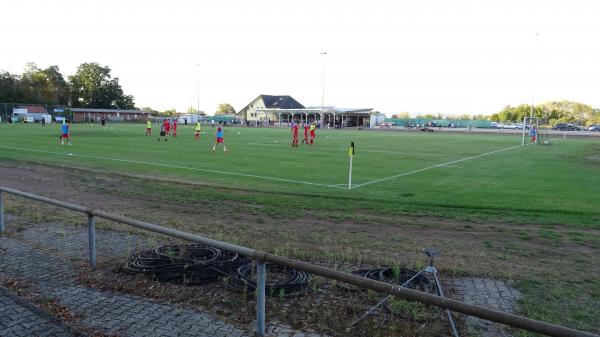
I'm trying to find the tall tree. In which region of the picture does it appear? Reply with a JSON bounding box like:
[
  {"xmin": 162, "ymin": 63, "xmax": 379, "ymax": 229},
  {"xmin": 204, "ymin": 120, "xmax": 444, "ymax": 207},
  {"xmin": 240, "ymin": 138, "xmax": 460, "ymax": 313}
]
[
  {"xmin": 1, "ymin": 64, "xmax": 68, "ymax": 104},
  {"xmin": 68, "ymin": 62, "xmax": 135, "ymax": 109},
  {"xmin": 215, "ymin": 103, "xmax": 235, "ymax": 115},
  {"xmin": 0, "ymin": 71, "xmax": 23, "ymax": 102},
  {"xmin": 537, "ymin": 100, "xmax": 593, "ymax": 124},
  {"xmin": 40, "ymin": 66, "xmax": 69, "ymax": 105},
  {"xmin": 494, "ymin": 104, "xmax": 540, "ymax": 122},
  {"xmin": 19, "ymin": 63, "xmax": 46, "ymax": 103}
]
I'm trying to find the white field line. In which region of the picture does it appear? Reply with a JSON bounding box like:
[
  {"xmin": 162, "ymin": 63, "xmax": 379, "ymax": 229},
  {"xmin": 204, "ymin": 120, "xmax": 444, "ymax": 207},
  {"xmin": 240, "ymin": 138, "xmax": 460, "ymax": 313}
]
[
  {"xmin": 0, "ymin": 145, "xmax": 346, "ymax": 190},
  {"xmin": 352, "ymin": 145, "xmax": 523, "ymax": 189},
  {"xmin": 247, "ymin": 142, "xmax": 457, "ymax": 157}
]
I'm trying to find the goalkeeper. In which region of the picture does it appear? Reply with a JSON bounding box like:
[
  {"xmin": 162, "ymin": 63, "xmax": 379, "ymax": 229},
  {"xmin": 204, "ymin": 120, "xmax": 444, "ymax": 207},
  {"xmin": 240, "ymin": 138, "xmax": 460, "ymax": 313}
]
[{"xmin": 529, "ymin": 126, "xmax": 537, "ymax": 143}]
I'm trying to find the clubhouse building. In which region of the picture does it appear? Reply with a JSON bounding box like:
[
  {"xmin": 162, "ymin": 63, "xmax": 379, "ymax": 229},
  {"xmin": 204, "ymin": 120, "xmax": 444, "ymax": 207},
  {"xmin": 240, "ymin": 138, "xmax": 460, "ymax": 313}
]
[{"xmin": 237, "ymin": 94, "xmax": 374, "ymax": 128}]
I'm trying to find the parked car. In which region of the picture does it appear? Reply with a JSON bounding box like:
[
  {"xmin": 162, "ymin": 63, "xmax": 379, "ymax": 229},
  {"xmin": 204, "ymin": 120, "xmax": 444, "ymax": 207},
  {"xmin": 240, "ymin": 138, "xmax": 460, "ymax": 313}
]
[
  {"xmin": 553, "ymin": 123, "xmax": 581, "ymax": 131},
  {"xmin": 588, "ymin": 125, "xmax": 600, "ymax": 132}
]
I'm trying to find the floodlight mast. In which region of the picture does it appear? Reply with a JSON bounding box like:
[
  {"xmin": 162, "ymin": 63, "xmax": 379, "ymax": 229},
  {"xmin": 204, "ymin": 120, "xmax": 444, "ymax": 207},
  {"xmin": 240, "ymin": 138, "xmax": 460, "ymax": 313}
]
[
  {"xmin": 524, "ymin": 33, "xmax": 540, "ymax": 147},
  {"xmin": 321, "ymin": 51, "xmax": 326, "ymax": 126},
  {"xmin": 530, "ymin": 33, "xmax": 540, "ymax": 119},
  {"xmin": 196, "ymin": 64, "xmax": 200, "ymax": 114}
]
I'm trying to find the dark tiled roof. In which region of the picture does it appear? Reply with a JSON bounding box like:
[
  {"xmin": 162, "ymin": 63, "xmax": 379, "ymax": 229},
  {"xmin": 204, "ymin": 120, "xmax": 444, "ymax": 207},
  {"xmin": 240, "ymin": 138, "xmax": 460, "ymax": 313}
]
[
  {"xmin": 238, "ymin": 95, "xmax": 305, "ymax": 115},
  {"xmin": 261, "ymin": 95, "xmax": 305, "ymax": 109}
]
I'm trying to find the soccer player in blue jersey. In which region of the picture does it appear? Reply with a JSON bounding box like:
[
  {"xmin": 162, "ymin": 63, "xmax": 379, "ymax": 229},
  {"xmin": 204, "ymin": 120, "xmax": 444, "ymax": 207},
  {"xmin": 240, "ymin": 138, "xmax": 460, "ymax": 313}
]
[
  {"xmin": 59, "ymin": 121, "xmax": 71, "ymax": 145},
  {"xmin": 529, "ymin": 126, "xmax": 537, "ymax": 144},
  {"xmin": 212, "ymin": 122, "xmax": 228, "ymax": 152}
]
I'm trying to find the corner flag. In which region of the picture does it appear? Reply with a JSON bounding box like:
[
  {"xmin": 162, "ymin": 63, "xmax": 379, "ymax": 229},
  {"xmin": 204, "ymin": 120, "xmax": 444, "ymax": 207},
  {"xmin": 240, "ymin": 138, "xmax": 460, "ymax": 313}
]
[{"xmin": 348, "ymin": 141, "xmax": 354, "ymax": 190}]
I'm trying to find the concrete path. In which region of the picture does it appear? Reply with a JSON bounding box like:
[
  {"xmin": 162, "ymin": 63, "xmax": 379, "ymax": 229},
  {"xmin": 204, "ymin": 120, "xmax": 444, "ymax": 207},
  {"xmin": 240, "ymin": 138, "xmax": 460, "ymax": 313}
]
[
  {"xmin": 0, "ymin": 286, "xmax": 78, "ymax": 337},
  {"xmin": 447, "ymin": 277, "xmax": 521, "ymax": 337},
  {"xmin": 0, "ymin": 220, "xmax": 324, "ymax": 337}
]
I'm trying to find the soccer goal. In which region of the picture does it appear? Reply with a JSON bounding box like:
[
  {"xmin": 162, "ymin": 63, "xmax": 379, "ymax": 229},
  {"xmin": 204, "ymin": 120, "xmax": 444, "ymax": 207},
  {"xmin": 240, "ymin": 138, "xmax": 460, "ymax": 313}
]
[{"xmin": 522, "ymin": 117, "xmax": 550, "ymax": 146}]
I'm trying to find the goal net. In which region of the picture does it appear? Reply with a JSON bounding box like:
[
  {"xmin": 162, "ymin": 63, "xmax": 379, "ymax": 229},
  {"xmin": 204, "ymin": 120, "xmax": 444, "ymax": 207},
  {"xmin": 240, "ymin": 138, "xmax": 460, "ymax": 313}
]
[
  {"xmin": 522, "ymin": 117, "xmax": 551, "ymax": 146},
  {"xmin": 537, "ymin": 120, "xmax": 552, "ymax": 146}
]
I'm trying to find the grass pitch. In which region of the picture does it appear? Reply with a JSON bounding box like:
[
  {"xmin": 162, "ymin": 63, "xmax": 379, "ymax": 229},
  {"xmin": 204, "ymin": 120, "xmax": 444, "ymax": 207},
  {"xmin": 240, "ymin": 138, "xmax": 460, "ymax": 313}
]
[{"xmin": 0, "ymin": 123, "xmax": 598, "ymax": 225}]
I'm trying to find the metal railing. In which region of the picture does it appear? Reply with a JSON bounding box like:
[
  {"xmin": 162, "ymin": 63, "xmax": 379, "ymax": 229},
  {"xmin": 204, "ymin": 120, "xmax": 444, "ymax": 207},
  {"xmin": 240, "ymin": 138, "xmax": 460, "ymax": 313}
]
[{"xmin": 0, "ymin": 186, "xmax": 597, "ymax": 337}]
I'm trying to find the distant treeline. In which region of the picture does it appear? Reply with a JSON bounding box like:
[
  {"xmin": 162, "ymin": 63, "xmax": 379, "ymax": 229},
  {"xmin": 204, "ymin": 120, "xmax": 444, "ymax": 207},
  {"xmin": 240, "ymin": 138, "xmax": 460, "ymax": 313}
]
[
  {"xmin": 490, "ymin": 101, "xmax": 600, "ymax": 126},
  {"xmin": 0, "ymin": 62, "xmax": 135, "ymax": 109},
  {"xmin": 391, "ymin": 100, "xmax": 600, "ymax": 126}
]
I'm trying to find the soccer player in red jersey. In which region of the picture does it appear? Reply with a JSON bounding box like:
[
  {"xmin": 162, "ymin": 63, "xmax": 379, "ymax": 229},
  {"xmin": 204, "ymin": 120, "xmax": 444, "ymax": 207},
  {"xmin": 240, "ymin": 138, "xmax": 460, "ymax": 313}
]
[
  {"xmin": 291, "ymin": 121, "xmax": 299, "ymax": 147},
  {"xmin": 301, "ymin": 122, "xmax": 309, "ymax": 144},
  {"xmin": 164, "ymin": 119, "xmax": 171, "ymax": 136},
  {"xmin": 172, "ymin": 120, "xmax": 177, "ymax": 137}
]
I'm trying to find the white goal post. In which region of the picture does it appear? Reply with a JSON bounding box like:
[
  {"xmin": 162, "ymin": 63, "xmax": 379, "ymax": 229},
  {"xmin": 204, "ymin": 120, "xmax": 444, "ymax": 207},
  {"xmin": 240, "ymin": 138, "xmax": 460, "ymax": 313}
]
[{"xmin": 522, "ymin": 117, "xmax": 539, "ymax": 146}]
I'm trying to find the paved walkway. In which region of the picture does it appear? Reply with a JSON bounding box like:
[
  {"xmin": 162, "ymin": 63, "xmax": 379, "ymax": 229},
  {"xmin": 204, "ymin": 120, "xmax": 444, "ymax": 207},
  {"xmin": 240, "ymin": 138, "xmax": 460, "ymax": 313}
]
[
  {"xmin": 447, "ymin": 277, "xmax": 521, "ymax": 337},
  {"xmin": 0, "ymin": 220, "xmax": 324, "ymax": 337},
  {"xmin": 0, "ymin": 286, "xmax": 78, "ymax": 337}
]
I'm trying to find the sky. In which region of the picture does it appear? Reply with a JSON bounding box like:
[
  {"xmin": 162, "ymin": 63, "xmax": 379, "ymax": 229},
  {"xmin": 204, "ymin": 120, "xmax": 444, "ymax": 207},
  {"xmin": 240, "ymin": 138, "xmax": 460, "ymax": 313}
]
[{"xmin": 2, "ymin": 0, "xmax": 600, "ymax": 115}]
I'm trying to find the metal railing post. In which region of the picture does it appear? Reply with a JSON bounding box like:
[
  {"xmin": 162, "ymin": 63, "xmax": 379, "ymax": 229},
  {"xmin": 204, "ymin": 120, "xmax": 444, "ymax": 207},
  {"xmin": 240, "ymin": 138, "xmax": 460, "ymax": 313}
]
[
  {"xmin": 87, "ymin": 214, "xmax": 96, "ymax": 268},
  {"xmin": 256, "ymin": 259, "xmax": 266, "ymax": 337},
  {"xmin": 0, "ymin": 191, "xmax": 4, "ymax": 233}
]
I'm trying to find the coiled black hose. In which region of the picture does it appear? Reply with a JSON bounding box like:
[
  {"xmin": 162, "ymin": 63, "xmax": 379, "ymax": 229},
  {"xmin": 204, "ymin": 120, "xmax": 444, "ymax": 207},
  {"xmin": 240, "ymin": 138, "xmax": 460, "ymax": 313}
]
[
  {"xmin": 126, "ymin": 245, "xmax": 310, "ymax": 296},
  {"xmin": 224, "ymin": 262, "xmax": 311, "ymax": 297},
  {"xmin": 126, "ymin": 244, "xmax": 249, "ymax": 285},
  {"xmin": 336, "ymin": 267, "xmax": 434, "ymax": 293},
  {"xmin": 127, "ymin": 245, "xmax": 428, "ymax": 300}
]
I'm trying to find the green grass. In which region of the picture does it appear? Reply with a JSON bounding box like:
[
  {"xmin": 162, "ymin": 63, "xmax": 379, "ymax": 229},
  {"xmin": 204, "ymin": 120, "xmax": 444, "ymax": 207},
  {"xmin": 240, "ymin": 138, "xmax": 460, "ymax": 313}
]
[{"xmin": 0, "ymin": 123, "xmax": 598, "ymax": 226}]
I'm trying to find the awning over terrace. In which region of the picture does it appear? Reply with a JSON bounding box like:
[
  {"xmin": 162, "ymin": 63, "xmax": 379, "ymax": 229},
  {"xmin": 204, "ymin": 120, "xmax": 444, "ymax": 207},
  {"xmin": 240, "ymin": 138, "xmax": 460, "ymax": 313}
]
[{"xmin": 254, "ymin": 107, "xmax": 373, "ymax": 127}]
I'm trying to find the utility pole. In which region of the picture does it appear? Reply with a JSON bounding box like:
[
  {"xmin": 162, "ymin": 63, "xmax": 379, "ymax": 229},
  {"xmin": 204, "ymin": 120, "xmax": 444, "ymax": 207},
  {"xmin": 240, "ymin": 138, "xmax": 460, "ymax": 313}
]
[
  {"xmin": 530, "ymin": 33, "xmax": 540, "ymax": 119},
  {"xmin": 196, "ymin": 64, "xmax": 200, "ymax": 114},
  {"xmin": 321, "ymin": 51, "xmax": 327, "ymax": 126}
]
